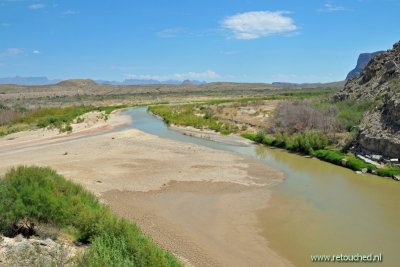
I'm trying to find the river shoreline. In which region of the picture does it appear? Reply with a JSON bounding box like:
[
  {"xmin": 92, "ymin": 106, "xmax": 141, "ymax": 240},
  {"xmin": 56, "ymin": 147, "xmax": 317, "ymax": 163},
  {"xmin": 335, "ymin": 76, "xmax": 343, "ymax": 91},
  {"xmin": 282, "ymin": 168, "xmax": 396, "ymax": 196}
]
[{"xmin": 0, "ymin": 108, "xmax": 291, "ymax": 267}]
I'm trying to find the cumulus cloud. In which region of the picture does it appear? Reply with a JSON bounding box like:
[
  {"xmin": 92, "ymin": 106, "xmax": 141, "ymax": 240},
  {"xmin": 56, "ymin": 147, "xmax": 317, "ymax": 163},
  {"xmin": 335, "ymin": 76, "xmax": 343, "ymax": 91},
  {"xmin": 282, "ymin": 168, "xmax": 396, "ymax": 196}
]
[
  {"xmin": 0, "ymin": 48, "xmax": 23, "ymax": 57},
  {"xmin": 29, "ymin": 3, "xmax": 45, "ymax": 10},
  {"xmin": 221, "ymin": 11, "xmax": 298, "ymax": 39},
  {"xmin": 32, "ymin": 50, "xmax": 40, "ymax": 54},
  {"xmin": 126, "ymin": 71, "xmax": 220, "ymax": 81},
  {"xmin": 156, "ymin": 28, "xmax": 182, "ymax": 38}
]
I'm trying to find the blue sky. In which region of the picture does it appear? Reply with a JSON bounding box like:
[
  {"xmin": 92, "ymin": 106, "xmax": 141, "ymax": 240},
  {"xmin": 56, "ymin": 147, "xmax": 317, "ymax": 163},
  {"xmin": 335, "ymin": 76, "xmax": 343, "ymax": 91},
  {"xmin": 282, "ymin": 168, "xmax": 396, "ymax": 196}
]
[{"xmin": 0, "ymin": 0, "xmax": 399, "ymax": 83}]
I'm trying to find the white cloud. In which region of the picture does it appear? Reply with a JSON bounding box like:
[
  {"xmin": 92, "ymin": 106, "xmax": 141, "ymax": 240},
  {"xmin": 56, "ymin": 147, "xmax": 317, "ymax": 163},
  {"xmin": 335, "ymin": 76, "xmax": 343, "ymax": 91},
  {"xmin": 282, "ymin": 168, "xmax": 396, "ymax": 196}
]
[
  {"xmin": 0, "ymin": 48, "xmax": 23, "ymax": 57},
  {"xmin": 126, "ymin": 71, "xmax": 220, "ymax": 81},
  {"xmin": 29, "ymin": 3, "xmax": 45, "ymax": 10},
  {"xmin": 63, "ymin": 10, "xmax": 80, "ymax": 16},
  {"xmin": 156, "ymin": 28, "xmax": 182, "ymax": 38},
  {"xmin": 221, "ymin": 11, "xmax": 298, "ymax": 39},
  {"xmin": 32, "ymin": 50, "xmax": 40, "ymax": 54},
  {"xmin": 318, "ymin": 3, "xmax": 346, "ymax": 12}
]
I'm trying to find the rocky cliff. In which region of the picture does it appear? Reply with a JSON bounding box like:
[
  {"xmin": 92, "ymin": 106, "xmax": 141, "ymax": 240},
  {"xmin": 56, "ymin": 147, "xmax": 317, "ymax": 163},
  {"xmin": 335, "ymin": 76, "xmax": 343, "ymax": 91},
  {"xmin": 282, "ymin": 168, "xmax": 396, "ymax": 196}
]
[
  {"xmin": 336, "ymin": 41, "xmax": 400, "ymax": 158},
  {"xmin": 346, "ymin": 51, "xmax": 384, "ymax": 80}
]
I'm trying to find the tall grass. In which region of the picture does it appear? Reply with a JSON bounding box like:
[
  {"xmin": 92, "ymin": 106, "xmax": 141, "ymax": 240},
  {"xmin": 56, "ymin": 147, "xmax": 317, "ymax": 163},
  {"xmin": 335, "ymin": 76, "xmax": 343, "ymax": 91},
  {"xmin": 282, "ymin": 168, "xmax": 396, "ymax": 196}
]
[
  {"xmin": 0, "ymin": 166, "xmax": 182, "ymax": 267},
  {"xmin": 149, "ymin": 104, "xmax": 238, "ymax": 135}
]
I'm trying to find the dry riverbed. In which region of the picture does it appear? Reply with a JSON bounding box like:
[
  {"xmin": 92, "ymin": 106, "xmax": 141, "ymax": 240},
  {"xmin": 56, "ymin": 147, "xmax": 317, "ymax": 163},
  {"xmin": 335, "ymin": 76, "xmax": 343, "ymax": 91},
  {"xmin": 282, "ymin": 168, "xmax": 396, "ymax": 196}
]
[{"xmin": 0, "ymin": 110, "xmax": 292, "ymax": 267}]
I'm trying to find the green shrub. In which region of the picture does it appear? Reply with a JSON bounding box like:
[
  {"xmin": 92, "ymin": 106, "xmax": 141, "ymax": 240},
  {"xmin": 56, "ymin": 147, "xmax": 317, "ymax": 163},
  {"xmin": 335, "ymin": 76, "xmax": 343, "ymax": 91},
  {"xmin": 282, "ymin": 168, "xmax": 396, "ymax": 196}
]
[
  {"xmin": 336, "ymin": 100, "xmax": 373, "ymax": 131},
  {"xmin": 255, "ymin": 131, "xmax": 265, "ymax": 143},
  {"xmin": 0, "ymin": 166, "xmax": 101, "ymax": 238},
  {"xmin": 272, "ymin": 132, "xmax": 288, "ymax": 148},
  {"xmin": 271, "ymin": 131, "xmax": 329, "ymax": 153},
  {"xmin": 312, "ymin": 150, "xmax": 345, "ymax": 165},
  {"xmin": 0, "ymin": 166, "xmax": 182, "ymax": 266},
  {"xmin": 241, "ymin": 133, "xmax": 256, "ymax": 141},
  {"xmin": 345, "ymin": 157, "xmax": 376, "ymax": 172},
  {"xmin": 289, "ymin": 131, "xmax": 329, "ymax": 153},
  {"xmin": 377, "ymin": 168, "xmax": 400, "ymax": 177}
]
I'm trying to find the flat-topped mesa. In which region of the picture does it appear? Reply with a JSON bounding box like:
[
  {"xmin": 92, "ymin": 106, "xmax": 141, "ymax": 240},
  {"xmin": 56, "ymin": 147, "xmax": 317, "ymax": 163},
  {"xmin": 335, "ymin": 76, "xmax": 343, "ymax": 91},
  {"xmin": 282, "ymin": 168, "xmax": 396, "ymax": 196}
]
[
  {"xmin": 335, "ymin": 41, "xmax": 400, "ymax": 158},
  {"xmin": 346, "ymin": 51, "xmax": 385, "ymax": 80},
  {"xmin": 335, "ymin": 41, "xmax": 400, "ymax": 101}
]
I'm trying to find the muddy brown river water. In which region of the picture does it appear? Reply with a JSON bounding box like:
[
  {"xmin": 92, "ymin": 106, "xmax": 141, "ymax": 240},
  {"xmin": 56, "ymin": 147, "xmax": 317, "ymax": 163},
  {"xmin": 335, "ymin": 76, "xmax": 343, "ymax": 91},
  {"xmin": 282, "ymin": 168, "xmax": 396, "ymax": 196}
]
[{"xmin": 125, "ymin": 107, "xmax": 400, "ymax": 267}]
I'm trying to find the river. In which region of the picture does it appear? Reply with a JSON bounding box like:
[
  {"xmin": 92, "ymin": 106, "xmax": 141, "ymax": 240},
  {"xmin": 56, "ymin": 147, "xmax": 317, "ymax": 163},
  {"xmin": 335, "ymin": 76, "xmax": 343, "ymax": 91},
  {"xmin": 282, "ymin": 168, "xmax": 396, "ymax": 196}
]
[{"xmin": 123, "ymin": 107, "xmax": 399, "ymax": 267}]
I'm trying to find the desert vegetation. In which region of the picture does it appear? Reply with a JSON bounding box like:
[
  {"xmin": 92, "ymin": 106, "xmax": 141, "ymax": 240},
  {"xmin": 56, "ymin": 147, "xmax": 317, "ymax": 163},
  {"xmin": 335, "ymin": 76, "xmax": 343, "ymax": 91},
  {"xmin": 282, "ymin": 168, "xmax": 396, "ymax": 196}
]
[
  {"xmin": 0, "ymin": 166, "xmax": 182, "ymax": 267},
  {"xmin": 149, "ymin": 88, "xmax": 337, "ymax": 135},
  {"xmin": 148, "ymin": 88, "xmax": 400, "ymax": 178},
  {"xmin": 0, "ymin": 104, "xmax": 127, "ymax": 136},
  {"xmin": 241, "ymin": 97, "xmax": 400, "ymax": 177},
  {"xmin": 149, "ymin": 104, "xmax": 239, "ymax": 135}
]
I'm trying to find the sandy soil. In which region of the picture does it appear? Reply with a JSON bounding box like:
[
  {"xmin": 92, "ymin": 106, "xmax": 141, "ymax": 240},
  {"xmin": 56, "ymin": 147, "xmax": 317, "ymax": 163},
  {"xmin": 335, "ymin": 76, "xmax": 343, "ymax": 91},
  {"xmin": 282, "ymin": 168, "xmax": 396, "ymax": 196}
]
[{"xmin": 0, "ymin": 111, "xmax": 292, "ymax": 267}]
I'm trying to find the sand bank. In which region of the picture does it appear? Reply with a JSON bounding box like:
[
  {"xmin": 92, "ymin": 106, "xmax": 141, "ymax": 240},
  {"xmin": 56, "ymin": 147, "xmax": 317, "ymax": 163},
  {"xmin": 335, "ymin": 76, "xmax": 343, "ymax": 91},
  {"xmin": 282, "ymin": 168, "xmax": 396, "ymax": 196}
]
[{"xmin": 0, "ymin": 110, "xmax": 291, "ymax": 267}]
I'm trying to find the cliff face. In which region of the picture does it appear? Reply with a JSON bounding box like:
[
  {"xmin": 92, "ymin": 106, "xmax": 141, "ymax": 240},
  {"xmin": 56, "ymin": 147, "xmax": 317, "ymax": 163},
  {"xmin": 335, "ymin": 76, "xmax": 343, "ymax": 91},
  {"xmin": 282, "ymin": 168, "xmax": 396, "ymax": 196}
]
[
  {"xmin": 346, "ymin": 51, "xmax": 384, "ymax": 80},
  {"xmin": 336, "ymin": 41, "xmax": 400, "ymax": 158}
]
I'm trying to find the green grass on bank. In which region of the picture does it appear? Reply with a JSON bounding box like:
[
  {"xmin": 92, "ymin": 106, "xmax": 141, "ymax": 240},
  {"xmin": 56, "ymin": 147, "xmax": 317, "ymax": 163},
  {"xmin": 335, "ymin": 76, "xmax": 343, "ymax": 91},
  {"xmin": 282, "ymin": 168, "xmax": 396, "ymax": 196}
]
[
  {"xmin": 0, "ymin": 166, "xmax": 182, "ymax": 267},
  {"xmin": 242, "ymin": 132, "xmax": 400, "ymax": 179},
  {"xmin": 148, "ymin": 104, "xmax": 239, "ymax": 135},
  {"xmin": 0, "ymin": 105, "xmax": 127, "ymax": 137},
  {"xmin": 244, "ymin": 131, "xmax": 328, "ymax": 154}
]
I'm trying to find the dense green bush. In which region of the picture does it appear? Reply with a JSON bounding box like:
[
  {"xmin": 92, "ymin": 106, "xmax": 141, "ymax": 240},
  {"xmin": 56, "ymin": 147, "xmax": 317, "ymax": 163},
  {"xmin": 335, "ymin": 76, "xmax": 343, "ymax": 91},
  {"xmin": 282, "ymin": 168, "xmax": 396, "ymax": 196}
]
[
  {"xmin": 240, "ymin": 133, "xmax": 256, "ymax": 141},
  {"xmin": 254, "ymin": 131, "xmax": 266, "ymax": 143},
  {"xmin": 0, "ymin": 166, "xmax": 182, "ymax": 267},
  {"xmin": 312, "ymin": 150, "xmax": 345, "ymax": 165},
  {"xmin": 345, "ymin": 157, "xmax": 376, "ymax": 172},
  {"xmin": 271, "ymin": 131, "xmax": 329, "ymax": 153},
  {"xmin": 0, "ymin": 166, "xmax": 100, "ymax": 237},
  {"xmin": 289, "ymin": 131, "xmax": 329, "ymax": 153},
  {"xmin": 243, "ymin": 131, "xmax": 329, "ymax": 154}
]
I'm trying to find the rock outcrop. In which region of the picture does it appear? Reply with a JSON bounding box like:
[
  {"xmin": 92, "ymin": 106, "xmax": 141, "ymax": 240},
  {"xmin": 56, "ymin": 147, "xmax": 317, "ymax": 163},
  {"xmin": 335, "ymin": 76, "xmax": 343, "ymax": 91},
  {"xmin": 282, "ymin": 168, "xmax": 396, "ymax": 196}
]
[
  {"xmin": 335, "ymin": 41, "xmax": 400, "ymax": 158},
  {"xmin": 0, "ymin": 235, "xmax": 81, "ymax": 266},
  {"xmin": 346, "ymin": 51, "xmax": 384, "ymax": 80}
]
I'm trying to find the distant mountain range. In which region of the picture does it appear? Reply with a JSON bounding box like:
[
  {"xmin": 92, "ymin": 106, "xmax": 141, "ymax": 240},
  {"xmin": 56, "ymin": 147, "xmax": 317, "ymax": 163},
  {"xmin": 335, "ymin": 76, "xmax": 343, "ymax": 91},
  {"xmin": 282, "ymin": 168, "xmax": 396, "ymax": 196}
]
[
  {"xmin": 272, "ymin": 81, "xmax": 345, "ymax": 89},
  {"xmin": 96, "ymin": 78, "xmax": 206, "ymax": 85},
  {"xmin": 0, "ymin": 76, "xmax": 61, "ymax": 85},
  {"xmin": 0, "ymin": 76, "xmax": 206, "ymax": 86}
]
